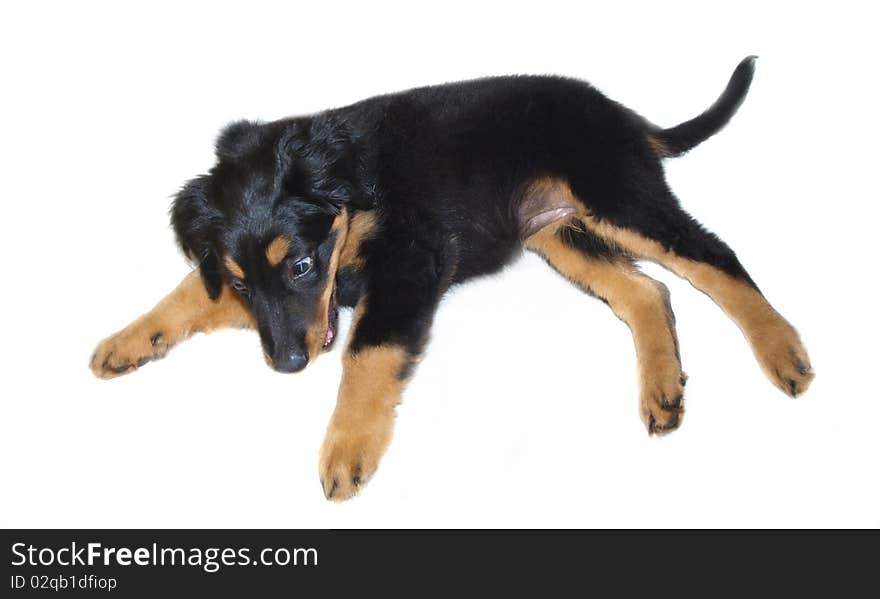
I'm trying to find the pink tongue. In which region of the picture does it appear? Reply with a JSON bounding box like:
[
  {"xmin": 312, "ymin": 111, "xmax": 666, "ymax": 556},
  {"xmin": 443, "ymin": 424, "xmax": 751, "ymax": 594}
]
[{"xmin": 324, "ymin": 324, "xmax": 335, "ymax": 346}]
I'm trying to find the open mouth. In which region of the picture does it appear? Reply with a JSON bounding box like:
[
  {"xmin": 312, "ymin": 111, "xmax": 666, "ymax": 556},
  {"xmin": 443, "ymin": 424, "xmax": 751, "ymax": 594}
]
[{"xmin": 323, "ymin": 287, "xmax": 339, "ymax": 349}]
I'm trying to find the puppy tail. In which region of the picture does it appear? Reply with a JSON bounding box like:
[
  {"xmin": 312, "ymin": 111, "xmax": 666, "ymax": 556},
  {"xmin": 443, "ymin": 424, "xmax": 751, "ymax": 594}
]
[{"xmin": 649, "ymin": 56, "xmax": 757, "ymax": 158}]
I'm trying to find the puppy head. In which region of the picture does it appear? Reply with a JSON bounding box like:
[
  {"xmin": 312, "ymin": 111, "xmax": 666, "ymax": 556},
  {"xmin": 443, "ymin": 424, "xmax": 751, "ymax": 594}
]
[{"xmin": 171, "ymin": 116, "xmax": 367, "ymax": 372}]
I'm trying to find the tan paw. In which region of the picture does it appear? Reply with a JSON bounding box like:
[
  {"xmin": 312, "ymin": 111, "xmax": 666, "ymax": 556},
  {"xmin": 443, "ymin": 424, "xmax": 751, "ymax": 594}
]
[
  {"xmin": 318, "ymin": 410, "xmax": 394, "ymax": 502},
  {"xmin": 90, "ymin": 324, "xmax": 170, "ymax": 379},
  {"xmin": 751, "ymin": 321, "xmax": 814, "ymax": 398},
  {"xmin": 639, "ymin": 361, "xmax": 686, "ymax": 436}
]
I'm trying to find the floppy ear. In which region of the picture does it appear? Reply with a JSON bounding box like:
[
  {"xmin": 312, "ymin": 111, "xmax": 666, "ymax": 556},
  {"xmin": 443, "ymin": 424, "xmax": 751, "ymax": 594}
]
[
  {"xmin": 215, "ymin": 119, "xmax": 263, "ymax": 160},
  {"xmin": 170, "ymin": 175, "xmax": 224, "ymax": 300},
  {"xmin": 283, "ymin": 115, "xmax": 374, "ymax": 212},
  {"xmin": 195, "ymin": 251, "xmax": 224, "ymax": 301}
]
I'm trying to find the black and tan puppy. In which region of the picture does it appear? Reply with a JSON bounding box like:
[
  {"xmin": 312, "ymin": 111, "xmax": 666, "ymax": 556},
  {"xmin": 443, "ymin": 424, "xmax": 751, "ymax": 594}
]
[{"xmin": 91, "ymin": 57, "xmax": 813, "ymax": 501}]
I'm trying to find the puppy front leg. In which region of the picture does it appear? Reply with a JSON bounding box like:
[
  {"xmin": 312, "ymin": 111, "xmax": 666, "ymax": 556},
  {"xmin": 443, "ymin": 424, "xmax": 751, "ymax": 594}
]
[
  {"xmin": 319, "ymin": 339, "xmax": 411, "ymax": 501},
  {"xmin": 90, "ymin": 270, "xmax": 254, "ymax": 378},
  {"xmin": 319, "ymin": 262, "xmax": 442, "ymax": 501}
]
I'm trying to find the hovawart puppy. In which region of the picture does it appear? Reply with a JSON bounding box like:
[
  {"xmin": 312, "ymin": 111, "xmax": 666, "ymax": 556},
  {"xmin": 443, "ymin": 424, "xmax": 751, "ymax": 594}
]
[{"xmin": 91, "ymin": 57, "xmax": 813, "ymax": 501}]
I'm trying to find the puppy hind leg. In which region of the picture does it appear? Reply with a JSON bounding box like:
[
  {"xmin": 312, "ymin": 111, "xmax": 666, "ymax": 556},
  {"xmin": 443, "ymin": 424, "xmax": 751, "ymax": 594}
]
[
  {"xmin": 576, "ymin": 192, "xmax": 814, "ymax": 397},
  {"xmin": 525, "ymin": 223, "xmax": 686, "ymax": 435}
]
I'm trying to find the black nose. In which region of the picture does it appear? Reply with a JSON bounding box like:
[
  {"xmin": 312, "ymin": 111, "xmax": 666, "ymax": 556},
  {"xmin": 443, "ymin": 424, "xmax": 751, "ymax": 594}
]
[{"xmin": 273, "ymin": 351, "xmax": 308, "ymax": 373}]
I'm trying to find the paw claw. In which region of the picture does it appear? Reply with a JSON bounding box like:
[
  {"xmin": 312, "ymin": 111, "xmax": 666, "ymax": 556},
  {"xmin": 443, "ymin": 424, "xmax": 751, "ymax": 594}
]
[
  {"xmin": 107, "ymin": 361, "xmax": 132, "ymax": 374},
  {"xmin": 318, "ymin": 413, "xmax": 393, "ymax": 502},
  {"xmin": 327, "ymin": 479, "xmax": 338, "ymax": 499},
  {"xmin": 640, "ymin": 361, "xmax": 686, "ymax": 436},
  {"xmin": 661, "ymin": 395, "xmax": 683, "ymax": 410},
  {"xmin": 649, "ymin": 410, "xmax": 681, "ymax": 436},
  {"xmin": 753, "ymin": 321, "xmax": 814, "ymax": 398}
]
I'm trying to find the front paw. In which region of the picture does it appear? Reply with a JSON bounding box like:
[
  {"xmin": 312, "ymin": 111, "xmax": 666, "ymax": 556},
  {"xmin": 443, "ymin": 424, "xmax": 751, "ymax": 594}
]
[
  {"xmin": 90, "ymin": 325, "xmax": 170, "ymax": 379},
  {"xmin": 318, "ymin": 410, "xmax": 394, "ymax": 502}
]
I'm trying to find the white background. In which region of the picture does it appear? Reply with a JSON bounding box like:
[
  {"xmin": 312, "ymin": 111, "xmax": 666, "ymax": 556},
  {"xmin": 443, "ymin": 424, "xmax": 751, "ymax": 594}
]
[{"xmin": 1, "ymin": 1, "xmax": 877, "ymax": 528}]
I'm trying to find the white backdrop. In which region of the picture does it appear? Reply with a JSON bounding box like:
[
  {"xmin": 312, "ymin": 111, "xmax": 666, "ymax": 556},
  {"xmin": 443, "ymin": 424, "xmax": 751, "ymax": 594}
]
[{"xmin": 1, "ymin": 1, "xmax": 877, "ymax": 528}]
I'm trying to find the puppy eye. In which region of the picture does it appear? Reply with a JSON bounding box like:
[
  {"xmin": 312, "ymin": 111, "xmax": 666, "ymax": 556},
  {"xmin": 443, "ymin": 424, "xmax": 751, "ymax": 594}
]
[
  {"xmin": 230, "ymin": 280, "xmax": 249, "ymax": 294},
  {"xmin": 287, "ymin": 256, "xmax": 313, "ymax": 279}
]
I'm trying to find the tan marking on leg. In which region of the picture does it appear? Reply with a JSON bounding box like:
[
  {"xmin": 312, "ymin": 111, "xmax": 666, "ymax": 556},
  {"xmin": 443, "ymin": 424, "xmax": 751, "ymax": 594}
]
[
  {"xmin": 339, "ymin": 210, "xmax": 379, "ymax": 270},
  {"xmin": 526, "ymin": 226, "xmax": 685, "ymax": 434},
  {"xmin": 265, "ymin": 235, "xmax": 292, "ymax": 267},
  {"xmin": 223, "ymin": 255, "xmax": 246, "ymax": 280},
  {"xmin": 90, "ymin": 270, "xmax": 254, "ymax": 379},
  {"xmin": 578, "ymin": 212, "xmax": 814, "ymax": 396},
  {"xmin": 304, "ymin": 210, "xmax": 350, "ymax": 362},
  {"xmin": 319, "ymin": 333, "xmax": 408, "ymax": 501}
]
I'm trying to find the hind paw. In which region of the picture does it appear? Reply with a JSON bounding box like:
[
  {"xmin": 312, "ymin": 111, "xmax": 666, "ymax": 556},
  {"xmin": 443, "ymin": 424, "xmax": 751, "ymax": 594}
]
[
  {"xmin": 639, "ymin": 362, "xmax": 686, "ymax": 435},
  {"xmin": 752, "ymin": 322, "xmax": 814, "ymax": 397}
]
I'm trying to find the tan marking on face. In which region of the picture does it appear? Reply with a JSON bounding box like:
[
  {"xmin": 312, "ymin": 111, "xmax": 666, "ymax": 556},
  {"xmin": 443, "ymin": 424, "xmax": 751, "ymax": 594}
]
[
  {"xmin": 339, "ymin": 210, "xmax": 379, "ymax": 270},
  {"xmin": 319, "ymin": 337, "xmax": 409, "ymax": 501},
  {"xmin": 90, "ymin": 270, "xmax": 255, "ymax": 379},
  {"xmin": 525, "ymin": 225, "xmax": 684, "ymax": 434},
  {"xmin": 265, "ymin": 235, "xmax": 292, "ymax": 267},
  {"xmin": 223, "ymin": 255, "xmax": 246, "ymax": 280},
  {"xmin": 304, "ymin": 209, "xmax": 350, "ymax": 362}
]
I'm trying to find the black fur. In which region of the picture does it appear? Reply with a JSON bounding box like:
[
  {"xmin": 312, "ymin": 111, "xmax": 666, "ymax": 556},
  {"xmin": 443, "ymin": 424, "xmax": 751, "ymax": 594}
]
[
  {"xmin": 171, "ymin": 57, "xmax": 758, "ymax": 368},
  {"xmin": 651, "ymin": 56, "xmax": 757, "ymax": 157}
]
